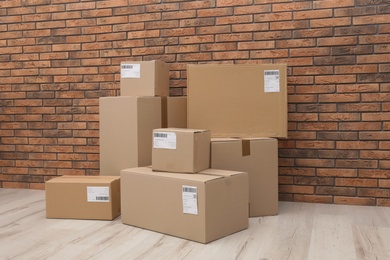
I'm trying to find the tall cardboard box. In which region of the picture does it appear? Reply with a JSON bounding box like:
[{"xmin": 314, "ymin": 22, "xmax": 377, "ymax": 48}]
[
  {"xmin": 100, "ymin": 96, "xmax": 161, "ymax": 176},
  {"xmin": 99, "ymin": 96, "xmax": 187, "ymax": 176},
  {"xmin": 121, "ymin": 167, "xmax": 248, "ymax": 244},
  {"xmin": 120, "ymin": 60, "xmax": 169, "ymax": 97},
  {"xmin": 211, "ymin": 138, "xmax": 278, "ymax": 217},
  {"xmin": 152, "ymin": 128, "xmax": 210, "ymax": 173},
  {"xmin": 46, "ymin": 176, "xmax": 120, "ymax": 220},
  {"xmin": 187, "ymin": 64, "xmax": 287, "ymax": 138},
  {"xmin": 164, "ymin": 96, "xmax": 187, "ymax": 128}
]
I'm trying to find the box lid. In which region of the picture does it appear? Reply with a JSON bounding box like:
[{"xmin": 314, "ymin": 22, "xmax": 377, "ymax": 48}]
[{"xmin": 47, "ymin": 176, "xmax": 119, "ymax": 184}]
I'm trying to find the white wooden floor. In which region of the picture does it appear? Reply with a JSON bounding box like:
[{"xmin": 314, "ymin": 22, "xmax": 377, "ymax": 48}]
[{"xmin": 1, "ymin": 188, "xmax": 390, "ymax": 260}]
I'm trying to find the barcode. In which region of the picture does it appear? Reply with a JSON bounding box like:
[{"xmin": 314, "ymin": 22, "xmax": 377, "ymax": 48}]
[
  {"xmin": 122, "ymin": 65, "xmax": 133, "ymax": 69},
  {"xmin": 96, "ymin": 196, "xmax": 109, "ymax": 201},
  {"xmin": 154, "ymin": 133, "xmax": 168, "ymax": 138},
  {"xmin": 264, "ymin": 70, "xmax": 279, "ymax": 76},
  {"xmin": 183, "ymin": 187, "xmax": 197, "ymax": 193}
]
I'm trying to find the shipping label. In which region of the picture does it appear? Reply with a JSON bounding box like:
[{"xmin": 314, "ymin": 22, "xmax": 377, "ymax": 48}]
[
  {"xmin": 264, "ymin": 70, "xmax": 280, "ymax": 93},
  {"xmin": 153, "ymin": 132, "xmax": 177, "ymax": 149},
  {"xmin": 182, "ymin": 185, "xmax": 198, "ymax": 215},
  {"xmin": 121, "ymin": 64, "xmax": 141, "ymax": 78},
  {"xmin": 87, "ymin": 186, "xmax": 110, "ymax": 202}
]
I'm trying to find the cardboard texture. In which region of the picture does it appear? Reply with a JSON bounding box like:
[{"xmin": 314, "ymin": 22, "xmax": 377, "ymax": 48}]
[
  {"xmin": 120, "ymin": 60, "xmax": 169, "ymax": 97},
  {"xmin": 152, "ymin": 128, "xmax": 210, "ymax": 173},
  {"xmin": 187, "ymin": 64, "xmax": 288, "ymax": 138},
  {"xmin": 211, "ymin": 138, "xmax": 278, "ymax": 217},
  {"xmin": 100, "ymin": 96, "xmax": 161, "ymax": 176},
  {"xmin": 99, "ymin": 97, "xmax": 187, "ymax": 176},
  {"xmin": 121, "ymin": 167, "xmax": 248, "ymax": 244},
  {"xmin": 45, "ymin": 176, "xmax": 120, "ymax": 220}
]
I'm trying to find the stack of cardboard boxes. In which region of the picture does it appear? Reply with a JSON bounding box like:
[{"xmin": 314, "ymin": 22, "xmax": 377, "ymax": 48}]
[{"xmin": 45, "ymin": 60, "xmax": 287, "ymax": 244}]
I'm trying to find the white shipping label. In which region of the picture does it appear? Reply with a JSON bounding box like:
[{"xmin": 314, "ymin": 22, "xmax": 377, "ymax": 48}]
[
  {"xmin": 87, "ymin": 186, "xmax": 110, "ymax": 202},
  {"xmin": 153, "ymin": 132, "xmax": 177, "ymax": 149},
  {"xmin": 264, "ymin": 70, "xmax": 280, "ymax": 93},
  {"xmin": 182, "ymin": 185, "xmax": 198, "ymax": 215},
  {"xmin": 121, "ymin": 64, "xmax": 141, "ymax": 78}
]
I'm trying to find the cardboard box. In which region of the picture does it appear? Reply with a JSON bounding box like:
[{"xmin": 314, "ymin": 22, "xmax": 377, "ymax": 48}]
[
  {"xmin": 46, "ymin": 176, "xmax": 120, "ymax": 220},
  {"xmin": 152, "ymin": 128, "xmax": 210, "ymax": 173},
  {"xmin": 121, "ymin": 167, "xmax": 248, "ymax": 244},
  {"xmin": 187, "ymin": 64, "xmax": 287, "ymax": 138},
  {"xmin": 211, "ymin": 138, "xmax": 278, "ymax": 217},
  {"xmin": 120, "ymin": 60, "xmax": 169, "ymax": 97},
  {"xmin": 164, "ymin": 96, "xmax": 187, "ymax": 128},
  {"xmin": 99, "ymin": 96, "xmax": 187, "ymax": 176}
]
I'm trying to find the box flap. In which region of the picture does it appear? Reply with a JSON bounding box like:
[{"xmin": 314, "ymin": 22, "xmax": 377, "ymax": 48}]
[
  {"xmin": 122, "ymin": 167, "xmax": 222, "ymax": 183},
  {"xmin": 47, "ymin": 176, "xmax": 119, "ymax": 184}
]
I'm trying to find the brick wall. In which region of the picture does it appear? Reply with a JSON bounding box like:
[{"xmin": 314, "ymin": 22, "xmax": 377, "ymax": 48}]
[{"xmin": 0, "ymin": 0, "xmax": 389, "ymax": 206}]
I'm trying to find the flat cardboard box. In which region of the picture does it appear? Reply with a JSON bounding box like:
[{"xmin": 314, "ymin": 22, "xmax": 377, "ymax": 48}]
[
  {"xmin": 99, "ymin": 96, "xmax": 187, "ymax": 176},
  {"xmin": 120, "ymin": 60, "xmax": 169, "ymax": 97},
  {"xmin": 152, "ymin": 128, "xmax": 210, "ymax": 173},
  {"xmin": 187, "ymin": 64, "xmax": 287, "ymax": 138},
  {"xmin": 45, "ymin": 176, "xmax": 120, "ymax": 220},
  {"xmin": 121, "ymin": 167, "xmax": 248, "ymax": 244},
  {"xmin": 211, "ymin": 138, "xmax": 278, "ymax": 217}
]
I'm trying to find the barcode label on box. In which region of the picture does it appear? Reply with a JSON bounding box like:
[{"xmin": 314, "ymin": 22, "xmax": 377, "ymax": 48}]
[
  {"xmin": 87, "ymin": 186, "xmax": 110, "ymax": 203},
  {"xmin": 153, "ymin": 132, "xmax": 176, "ymax": 149},
  {"xmin": 121, "ymin": 63, "xmax": 140, "ymax": 78},
  {"xmin": 264, "ymin": 70, "xmax": 280, "ymax": 93},
  {"xmin": 182, "ymin": 185, "xmax": 198, "ymax": 215}
]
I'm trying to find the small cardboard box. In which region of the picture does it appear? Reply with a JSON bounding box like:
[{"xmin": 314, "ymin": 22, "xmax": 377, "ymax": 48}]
[
  {"xmin": 211, "ymin": 138, "xmax": 278, "ymax": 217},
  {"xmin": 187, "ymin": 64, "xmax": 287, "ymax": 138},
  {"xmin": 120, "ymin": 60, "xmax": 169, "ymax": 97},
  {"xmin": 99, "ymin": 96, "xmax": 187, "ymax": 176},
  {"xmin": 45, "ymin": 176, "xmax": 120, "ymax": 220},
  {"xmin": 152, "ymin": 128, "xmax": 210, "ymax": 173},
  {"xmin": 121, "ymin": 167, "xmax": 248, "ymax": 244}
]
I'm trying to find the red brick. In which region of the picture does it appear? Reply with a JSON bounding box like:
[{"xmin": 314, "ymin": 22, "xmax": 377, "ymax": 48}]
[
  {"xmin": 339, "ymin": 103, "xmax": 380, "ymax": 112},
  {"xmin": 216, "ymin": 0, "xmax": 252, "ymax": 7},
  {"xmin": 295, "ymin": 158, "xmax": 335, "ymax": 168},
  {"xmin": 353, "ymin": 14, "xmax": 390, "ymax": 25},
  {"xmin": 358, "ymin": 188, "xmax": 390, "ymax": 198},
  {"xmin": 294, "ymin": 195, "xmax": 333, "ymax": 204},
  {"xmin": 311, "ymin": 17, "xmax": 351, "ymax": 28},
  {"xmin": 318, "ymin": 169, "xmax": 357, "ymax": 178},
  {"xmin": 270, "ymin": 20, "xmax": 309, "ymax": 30},
  {"xmin": 313, "ymin": 0, "xmax": 354, "ymax": 9},
  {"xmin": 294, "ymin": 9, "xmax": 332, "ymax": 20},
  {"xmin": 319, "ymin": 93, "xmax": 359, "ymax": 103},
  {"xmin": 290, "ymin": 47, "xmax": 330, "ymax": 57},
  {"xmin": 198, "ymin": 7, "xmax": 233, "ymax": 17},
  {"xmin": 279, "ymin": 185, "xmax": 314, "ymax": 194},
  {"xmin": 334, "ymin": 196, "xmax": 375, "ymax": 206},
  {"xmin": 335, "ymin": 6, "xmax": 376, "ymax": 17},
  {"xmin": 255, "ymin": 12, "xmax": 292, "ymax": 22}
]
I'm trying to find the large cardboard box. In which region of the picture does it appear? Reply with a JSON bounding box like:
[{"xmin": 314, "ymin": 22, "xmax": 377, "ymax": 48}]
[
  {"xmin": 211, "ymin": 138, "xmax": 278, "ymax": 217},
  {"xmin": 152, "ymin": 128, "xmax": 210, "ymax": 173},
  {"xmin": 46, "ymin": 176, "xmax": 120, "ymax": 220},
  {"xmin": 99, "ymin": 96, "xmax": 187, "ymax": 176},
  {"xmin": 187, "ymin": 64, "xmax": 287, "ymax": 138},
  {"xmin": 120, "ymin": 60, "xmax": 169, "ymax": 97},
  {"xmin": 121, "ymin": 167, "xmax": 248, "ymax": 244}
]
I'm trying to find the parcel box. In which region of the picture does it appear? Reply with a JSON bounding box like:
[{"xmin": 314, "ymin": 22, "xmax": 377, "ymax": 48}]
[
  {"xmin": 120, "ymin": 60, "xmax": 169, "ymax": 97},
  {"xmin": 187, "ymin": 64, "xmax": 287, "ymax": 138},
  {"xmin": 152, "ymin": 128, "xmax": 210, "ymax": 173},
  {"xmin": 211, "ymin": 138, "xmax": 278, "ymax": 217},
  {"xmin": 121, "ymin": 167, "xmax": 248, "ymax": 244},
  {"xmin": 46, "ymin": 176, "xmax": 120, "ymax": 220},
  {"xmin": 99, "ymin": 96, "xmax": 187, "ymax": 176}
]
